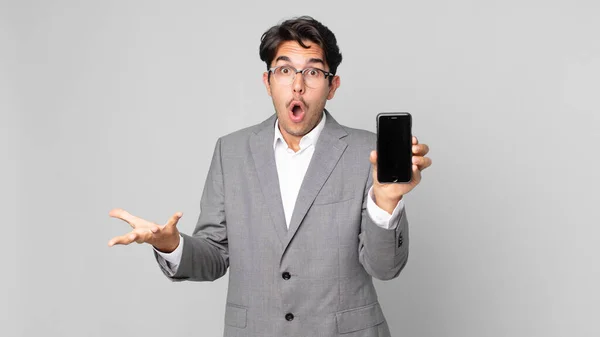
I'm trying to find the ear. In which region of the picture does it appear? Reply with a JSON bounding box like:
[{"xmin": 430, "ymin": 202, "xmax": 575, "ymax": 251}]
[
  {"xmin": 263, "ymin": 72, "xmax": 272, "ymax": 97},
  {"xmin": 326, "ymin": 75, "xmax": 341, "ymax": 100}
]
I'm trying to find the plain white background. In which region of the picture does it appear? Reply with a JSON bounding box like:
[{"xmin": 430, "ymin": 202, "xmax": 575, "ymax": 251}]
[{"xmin": 3, "ymin": 0, "xmax": 599, "ymax": 336}]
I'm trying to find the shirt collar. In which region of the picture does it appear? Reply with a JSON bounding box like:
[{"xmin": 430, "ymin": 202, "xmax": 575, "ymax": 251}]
[{"xmin": 273, "ymin": 111, "xmax": 327, "ymax": 151}]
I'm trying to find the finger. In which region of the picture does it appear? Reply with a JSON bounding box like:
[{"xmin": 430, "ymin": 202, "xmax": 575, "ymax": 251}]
[
  {"xmin": 412, "ymin": 136, "xmax": 418, "ymax": 145},
  {"xmin": 411, "ymin": 164, "xmax": 422, "ymax": 185},
  {"xmin": 108, "ymin": 208, "xmax": 137, "ymax": 228},
  {"xmin": 107, "ymin": 232, "xmax": 136, "ymax": 246},
  {"xmin": 165, "ymin": 212, "xmax": 184, "ymax": 229},
  {"xmin": 150, "ymin": 225, "xmax": 160, "ymax": 234},
  {"xmin": 412, "ymin": 144, "xmax": 429, "ymax": 156},
  {"xmin": 412, "ymin": 156, "xmax": 432, "ymax": 170},
  {"xmin": 132, "ymin": 229, "xmax": 152, "ymax": 244}
]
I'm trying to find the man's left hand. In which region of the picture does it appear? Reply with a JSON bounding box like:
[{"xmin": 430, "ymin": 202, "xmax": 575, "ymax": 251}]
[{"xmin": 369, "ymin": 136, "xmax": 432, "ymax": 214}]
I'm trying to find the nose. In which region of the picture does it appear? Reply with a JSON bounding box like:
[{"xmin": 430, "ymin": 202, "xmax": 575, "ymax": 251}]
[{"xmin": 292, "ymin": 71, "xmax": 305, "ymax": 94}]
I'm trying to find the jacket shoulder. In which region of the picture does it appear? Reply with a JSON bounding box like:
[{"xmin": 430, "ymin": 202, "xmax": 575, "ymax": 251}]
[
  {"xmin": 339, "ymin": 125, "xmax": 377, "ymax": 148},
  {"xmin": 217, "ymin": 116, "xmax": 273, "ymax": 145}
]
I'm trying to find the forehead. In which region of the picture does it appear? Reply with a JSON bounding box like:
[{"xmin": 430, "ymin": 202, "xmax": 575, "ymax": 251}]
[{"xmin": 273, "ymin": 40, "xmax": 325, "ymax": 66}]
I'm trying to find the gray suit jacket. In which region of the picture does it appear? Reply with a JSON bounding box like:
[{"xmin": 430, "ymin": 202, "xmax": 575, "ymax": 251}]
[{"xmin": 155, "ymin": 110, "xmax": 409, "ymax": 337}]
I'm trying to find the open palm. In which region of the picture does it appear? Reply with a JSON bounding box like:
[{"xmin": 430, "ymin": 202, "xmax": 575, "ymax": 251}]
[{"xmin": 108, "ymin": 208, "xmax": 183, "ymax": 253}]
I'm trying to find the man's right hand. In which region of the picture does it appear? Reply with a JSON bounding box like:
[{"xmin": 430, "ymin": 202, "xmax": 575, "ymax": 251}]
[{"xmin": 108, "ymin": 208, "xmax": 183, "ymax": 253}]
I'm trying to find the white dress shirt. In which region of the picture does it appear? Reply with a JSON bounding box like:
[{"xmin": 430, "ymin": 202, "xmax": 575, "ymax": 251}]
[{"xmin": 155, "ymin": 112, "xmax": 405, "ymax": 274}]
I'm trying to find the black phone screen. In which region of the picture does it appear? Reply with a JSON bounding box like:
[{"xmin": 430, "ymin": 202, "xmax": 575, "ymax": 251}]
[{"xmin": 377, "ymin": 113, "xmax": 412, "ymax": 183}]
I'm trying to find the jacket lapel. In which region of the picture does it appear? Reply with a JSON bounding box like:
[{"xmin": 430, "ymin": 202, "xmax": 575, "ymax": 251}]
[
  {"xmin": 250, "ymin": 114, "xmax": 287, "ymax": 247},
  {"xmin": 283, "ymin": 110, "xmax": 348, "ymax": 252}
]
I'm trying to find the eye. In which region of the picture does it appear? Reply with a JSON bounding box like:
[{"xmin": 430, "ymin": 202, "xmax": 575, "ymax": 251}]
[
  {"xmin": 307, "ymin": 69, "xmax": 319, "ymax": 77},
  {"xmin": 279, "ymin": 66, "xmax": 292, "ymax": 75}
]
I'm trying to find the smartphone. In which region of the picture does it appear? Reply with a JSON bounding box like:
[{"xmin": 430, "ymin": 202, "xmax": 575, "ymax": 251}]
[{"xmin": 376, "ymin": 112, "xmax": 412, "ymax": 183}]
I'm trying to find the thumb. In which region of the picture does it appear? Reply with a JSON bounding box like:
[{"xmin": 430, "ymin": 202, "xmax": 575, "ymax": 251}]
[
  {"xmin": 369, "ymin": 150, "xmax": 377, "ymax": 166},
  {"xmin": 369, "ymin": 150, "xmax": 380, "ymax": 184},
  {"xmin": 165, "ymin": 212, "xmax": 183, "ymax": 229}
]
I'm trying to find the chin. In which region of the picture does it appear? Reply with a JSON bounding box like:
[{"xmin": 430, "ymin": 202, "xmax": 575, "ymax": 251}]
[{"xmin": 284, "ymin": 125, "xmax": 305, "ymax": 137}]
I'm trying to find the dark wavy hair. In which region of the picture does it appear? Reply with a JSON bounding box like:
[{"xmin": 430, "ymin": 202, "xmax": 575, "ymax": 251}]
[{"xmin": 259, "ymin": 16, "xmax": 343, "ymax": 83}]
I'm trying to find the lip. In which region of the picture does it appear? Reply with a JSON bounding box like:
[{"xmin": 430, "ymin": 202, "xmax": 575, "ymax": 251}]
[{"xmin": 288, "ymin": 100, "xmax": 306, "ymax": 123}]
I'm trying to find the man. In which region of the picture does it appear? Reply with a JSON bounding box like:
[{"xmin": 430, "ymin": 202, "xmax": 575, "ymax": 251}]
[{"xmin": 108, "ymin": 16, "xmax": 431, "ymax": 336}]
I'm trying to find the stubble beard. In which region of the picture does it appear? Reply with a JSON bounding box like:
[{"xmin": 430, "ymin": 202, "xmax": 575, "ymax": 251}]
[{"xmin": 278, "ymin": 105, "xmax": 324, "ymax": 138}]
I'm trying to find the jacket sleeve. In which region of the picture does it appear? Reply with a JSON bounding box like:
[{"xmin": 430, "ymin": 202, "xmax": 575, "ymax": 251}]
[
  {"xmin": 154, "ymin": 138, "xmax": 229, "ymax": 282},
  {"xmin": 358, "ymin": 168, "xmax": 409, "ymax": 281}
]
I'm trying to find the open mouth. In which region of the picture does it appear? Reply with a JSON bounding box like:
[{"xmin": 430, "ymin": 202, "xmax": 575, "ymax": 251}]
[{"xmin": 288, "ymin": 101, "xmax": 306, "ymax": 123}]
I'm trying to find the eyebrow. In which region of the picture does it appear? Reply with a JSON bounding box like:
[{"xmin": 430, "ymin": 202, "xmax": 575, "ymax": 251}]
[{"xmin": 274, "ymin": 56, "xmax": 326, "ymax": 66}]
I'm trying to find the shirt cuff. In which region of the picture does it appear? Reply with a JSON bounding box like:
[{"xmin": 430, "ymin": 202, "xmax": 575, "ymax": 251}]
[
  {"xmin": 366, "ymin": 186, "xmax": 405, "ymax": 230},
  {"xmin": 154, "ymin": 235, "xmax": 184, "ymax": 275}
]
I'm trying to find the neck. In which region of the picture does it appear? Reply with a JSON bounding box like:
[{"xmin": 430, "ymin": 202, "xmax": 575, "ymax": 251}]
[
  {"xmin": 277, "ymin": 110, "xmax": 325, "ymax": 153},
  {"xmin": 280, "ymin": 131, "xmax": 302, "ymax": 152}
]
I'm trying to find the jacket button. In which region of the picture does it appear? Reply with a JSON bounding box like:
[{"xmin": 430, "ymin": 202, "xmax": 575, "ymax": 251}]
[
  {"xmin": 282, "ymin": 272, "xmax": 291, "ymax": 280},
  {"xmin": 285, "ymin": 313, "xmax": 294, "ymax": 321}
]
